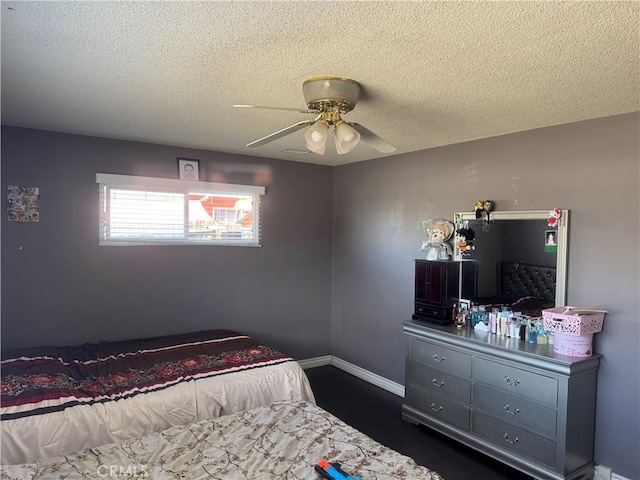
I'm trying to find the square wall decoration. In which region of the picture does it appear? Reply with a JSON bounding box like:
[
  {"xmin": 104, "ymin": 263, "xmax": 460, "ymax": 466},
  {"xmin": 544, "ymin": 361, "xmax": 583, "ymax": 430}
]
[{"xmin": 7, "ymin": 185, "xmax": 40, "ymax": 222}]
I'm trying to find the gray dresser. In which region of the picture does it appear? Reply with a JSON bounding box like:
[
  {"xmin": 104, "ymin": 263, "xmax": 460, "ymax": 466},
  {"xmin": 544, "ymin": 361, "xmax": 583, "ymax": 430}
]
[{"xmin": 402, "ymin": 320, "xmax": 600, "ymax": 480}]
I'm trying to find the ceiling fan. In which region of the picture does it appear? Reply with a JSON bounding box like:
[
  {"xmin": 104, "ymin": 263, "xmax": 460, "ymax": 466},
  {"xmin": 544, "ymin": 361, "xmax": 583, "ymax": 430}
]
[{"xmin": 234, "ymin": 76, "xmax": 396, "ymax": 155}]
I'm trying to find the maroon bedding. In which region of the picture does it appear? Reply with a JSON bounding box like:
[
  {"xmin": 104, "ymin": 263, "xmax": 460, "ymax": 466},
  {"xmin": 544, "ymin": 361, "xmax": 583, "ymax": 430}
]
[{"xmin": 1, "ymin": 329, "xmax": 291, "ymax": 421}]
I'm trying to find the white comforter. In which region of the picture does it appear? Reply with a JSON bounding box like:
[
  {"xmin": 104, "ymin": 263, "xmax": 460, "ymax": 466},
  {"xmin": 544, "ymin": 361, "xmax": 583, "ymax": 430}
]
[
  {"xmin": 1, "ymin": 400, "xmax": 443, "ymax": 480},
  {"xmin": 1, "ymin": 361, "xmax": 315, "ymax": 465}
]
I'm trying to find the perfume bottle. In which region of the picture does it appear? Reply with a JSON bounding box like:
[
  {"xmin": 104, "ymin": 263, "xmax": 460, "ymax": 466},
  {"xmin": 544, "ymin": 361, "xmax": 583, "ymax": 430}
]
[
  {"xmin": 529, "ymin": 320, "xmax": 538, "ymax": 343},
  {"xmin": 478, "ymin": 305, "xmax": 488, "ymax": 328},
  {"xmin": 536, "ymin": 322, "xmax": 548, "ymax": 344},
  {"xmin": 499, "ymin": 307, "xmax": 510, "ymax": 336},
  {"xmin": 470, "ymin": 305, "xmax": 479, "ymax": 328},
  {"xmin": 490, "ymin": 309, "xmax": 498, "ymax": 334},
  {"xmin": 519, "ymin": 319, "xmax": 527, "ymax": 341}
]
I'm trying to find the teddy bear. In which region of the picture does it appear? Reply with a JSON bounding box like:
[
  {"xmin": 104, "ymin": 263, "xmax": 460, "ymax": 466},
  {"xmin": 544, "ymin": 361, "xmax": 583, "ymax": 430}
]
[{"xmin": 419, "ymin": 219, "xmax": 454, "ymax": 261}]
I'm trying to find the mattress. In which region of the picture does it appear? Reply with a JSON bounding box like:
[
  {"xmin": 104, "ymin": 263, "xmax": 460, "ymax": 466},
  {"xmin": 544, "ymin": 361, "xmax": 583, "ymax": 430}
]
[
  {"xmin": 1, "ymin": 330, "xmax": 315, "ymax": 465},
  {"xmin": 0, "ymin": 400, "xmax": 443, "ymax": 480}
]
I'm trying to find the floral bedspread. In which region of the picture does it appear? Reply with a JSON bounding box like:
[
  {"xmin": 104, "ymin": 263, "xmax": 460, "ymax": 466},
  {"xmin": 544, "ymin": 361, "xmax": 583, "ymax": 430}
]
[
  {"xmin": 0, "ymin": 400, "xmax": 444, "ymax": 480},
  {"xmin": 1, "ymin": 329, "xmax": 291, "ymax": 420}
]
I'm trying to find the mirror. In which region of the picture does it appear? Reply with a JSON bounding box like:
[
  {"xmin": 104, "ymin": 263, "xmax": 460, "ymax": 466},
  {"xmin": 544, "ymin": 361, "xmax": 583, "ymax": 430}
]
[{"xmin": 453, "ymin": 210, "xmax": 568, "ymax": 311}]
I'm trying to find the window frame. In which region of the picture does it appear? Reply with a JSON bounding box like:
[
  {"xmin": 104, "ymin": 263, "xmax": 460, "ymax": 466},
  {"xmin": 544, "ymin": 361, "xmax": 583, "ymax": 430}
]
[{"xmin": 96, "ymin": 173, "xmax": 265, "ymax": 247}]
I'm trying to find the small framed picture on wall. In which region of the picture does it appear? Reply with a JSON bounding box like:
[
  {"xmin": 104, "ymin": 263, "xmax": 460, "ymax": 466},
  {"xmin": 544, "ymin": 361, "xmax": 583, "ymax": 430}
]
[{"xmin": 178, "ymin": 158, "xmax": 199, "ymax": 181}]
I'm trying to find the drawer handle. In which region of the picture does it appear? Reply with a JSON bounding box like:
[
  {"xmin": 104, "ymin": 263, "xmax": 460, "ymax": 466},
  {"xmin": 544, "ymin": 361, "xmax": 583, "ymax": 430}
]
[
  {"xmin": 503, "ymin": 404, "xmax": 520, "ymax": 415},
  {"xmin": 504, "ymin": 376, "xmax": 520, "ymax": 387},
  {"xmin": 432, "ymin": 354, "xmax": 445, "ymax": 363},
  {"xmin": 502, "ymin": 433, "xmax": 519, "ymax": 444},
  {"xmin": 430, "ymin": 403, "xmax": 443, "ymax": 412},
  {"xmin": 431, "ymin": 378, "xmax": 445, "ymax": 388}
]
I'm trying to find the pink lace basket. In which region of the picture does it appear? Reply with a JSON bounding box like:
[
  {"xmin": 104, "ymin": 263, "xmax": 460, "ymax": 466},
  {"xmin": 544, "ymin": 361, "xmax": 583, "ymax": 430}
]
[{"xmin": 542, "ymin": 307, "xmax": 605, "ymax": 336}]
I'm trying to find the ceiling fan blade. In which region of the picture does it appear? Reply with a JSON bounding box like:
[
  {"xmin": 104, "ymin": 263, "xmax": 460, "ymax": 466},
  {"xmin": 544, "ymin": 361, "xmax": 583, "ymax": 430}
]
[
  {"xmin": 234, "ymin": 104, "xmax": 318, "ymax": 114},
  {"xmin": 246, "ymin": 119, "xmax": 316, "ymax": 148},
  {"xmin": 350, "ymin": 123, "xmax": 397, "ymax": 153}
]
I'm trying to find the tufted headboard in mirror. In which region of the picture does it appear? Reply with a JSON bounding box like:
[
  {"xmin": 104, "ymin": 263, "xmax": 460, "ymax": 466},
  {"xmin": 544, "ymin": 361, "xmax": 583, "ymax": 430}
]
[
  {"xmin": 498, "ymin": 261, "xmax": 556, "ymax": 302},
  {"xmin": 454, "ymin": 210, "xmax": 569, "ymax": 309}
]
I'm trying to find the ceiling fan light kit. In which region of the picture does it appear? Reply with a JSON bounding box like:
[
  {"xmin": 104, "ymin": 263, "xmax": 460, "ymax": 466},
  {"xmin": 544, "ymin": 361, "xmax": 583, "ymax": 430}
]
[
  {"xmin": 335, "ymin": 122, "xmax": 360, "ymax": 154},
  {"xmin": 304, "ymin": 122, "xmax": 328, "ymax": 155},
  {"xmin": 236, "ymin": 76, "xmax": 396, "ymax": 156}
]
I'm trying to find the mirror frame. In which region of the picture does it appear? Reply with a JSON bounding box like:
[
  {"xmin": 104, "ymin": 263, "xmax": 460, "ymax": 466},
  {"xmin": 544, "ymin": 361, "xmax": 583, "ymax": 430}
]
[{"xmin": 453, "ymin": 209, "xmax": 569, "ymax": 307}]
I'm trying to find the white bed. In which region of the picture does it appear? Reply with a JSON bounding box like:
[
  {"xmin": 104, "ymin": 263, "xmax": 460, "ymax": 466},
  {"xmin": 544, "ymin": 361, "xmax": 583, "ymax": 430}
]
[
  {"xmin": 0, "ymin": 400, "xmax": 443, "ymax": 480},
  {"xmin": 1, "ymin": 330, "xmax": 315, "ymax": 465}
]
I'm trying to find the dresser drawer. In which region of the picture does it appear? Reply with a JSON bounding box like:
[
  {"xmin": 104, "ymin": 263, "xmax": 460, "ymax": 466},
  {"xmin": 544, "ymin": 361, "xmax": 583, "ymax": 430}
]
[
  {"xmin": 414, "ymin": 303, "xmax": 449, "ymax": 321},
  {"xmin": 474, "ymin": 358, "xmax": 558, "ymax": 406},
  {"xmin": 408, "ymin": 361, "xmax": 471, "ymax": 404},
  {"xmin": 474, "ymin": 383, "xmax": 557, "ymax": 437},
  {"xmin": 405, "ymin": 385, "xmax": 470, "ymax": 431},
  {"xmin": 473, "ymin": 412, "xmax": 556, "ymax": 468},
  {"xmin": 409, "ymin": 337, "xmax": 472, "ymax": 378}
]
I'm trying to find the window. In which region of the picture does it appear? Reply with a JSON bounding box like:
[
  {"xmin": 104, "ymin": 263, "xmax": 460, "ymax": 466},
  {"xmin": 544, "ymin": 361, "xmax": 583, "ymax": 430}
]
[{"xmin": 97, "ymin": 174, "xmax": 265, "ymax": 246}]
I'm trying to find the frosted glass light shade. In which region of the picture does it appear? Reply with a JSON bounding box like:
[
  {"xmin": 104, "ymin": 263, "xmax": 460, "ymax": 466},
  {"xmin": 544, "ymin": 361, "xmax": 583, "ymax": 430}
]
[
  {"xmin": 304, "ymin": 122, "xmax": 328, "ymax": 155},
  {"xmin": 335, "ymin": 122, "xmax": 361, "ymax": 154}
]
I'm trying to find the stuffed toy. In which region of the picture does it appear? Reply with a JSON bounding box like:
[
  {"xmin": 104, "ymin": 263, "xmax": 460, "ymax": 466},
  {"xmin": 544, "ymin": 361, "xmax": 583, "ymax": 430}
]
[
  {"xmin": 419, "ymin": 219, "xmax": 454, "ymax": 261},
  {"xmin": 548, "ymin": 208, "xmax": 561, "ymax": 227},
  {"xmin": 455, "ymin": 227, "xmax": 476, "ymax": 255},
  {"xmin": 474, "ymin": 200, "xmax": 494, "ymax": 222},
  {"xmin": 474, "ymin": 201, "xmax": 485, "ymax": 219}
]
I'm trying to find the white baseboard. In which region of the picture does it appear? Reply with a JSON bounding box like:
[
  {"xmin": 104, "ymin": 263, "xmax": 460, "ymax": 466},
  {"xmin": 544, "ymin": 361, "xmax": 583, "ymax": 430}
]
[
  {"xmin": 299, "ymin": 355, "xmax": 404, "ymax": 398},
  {"xmin": 612, "ymin": 472, "xmax": 631, "ymax": 480},
  {"xmin": 594, "ymin": 463, "xmax": 632, "ymax": 480},
  {"xmin": 331, "ymin": 357, "xmax": 405, "ymax": 397},
  {"xmin": 297, "ymin": 355, "xmax": 332, "ymax": 369}
]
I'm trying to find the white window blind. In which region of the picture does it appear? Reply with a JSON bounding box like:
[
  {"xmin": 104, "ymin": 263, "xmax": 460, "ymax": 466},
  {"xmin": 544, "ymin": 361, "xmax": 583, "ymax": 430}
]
[{"xmin": 97, "ymin": 174, "xmax": 265, "ymax": 246}]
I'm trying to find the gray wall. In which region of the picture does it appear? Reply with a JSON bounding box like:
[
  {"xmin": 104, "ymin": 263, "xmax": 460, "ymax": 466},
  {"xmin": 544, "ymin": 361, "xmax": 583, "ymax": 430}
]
[
  {"xmin": 332, "ymin": 113, "xmax": 639, "ymax": 478},
  {"xmin": 1, "ymin": 126, "xmax": 334, "ymax": 359},
  {"xmin": 2, "ymin": 113, "xmax": 638, "ymax": 477}
]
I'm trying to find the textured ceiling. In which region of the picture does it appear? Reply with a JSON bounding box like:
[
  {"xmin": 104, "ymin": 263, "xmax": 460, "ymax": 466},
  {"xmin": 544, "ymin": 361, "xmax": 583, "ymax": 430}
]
[{"xmin": 1, "ymin": 1, "xmax": 638, "ymax": 166}]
